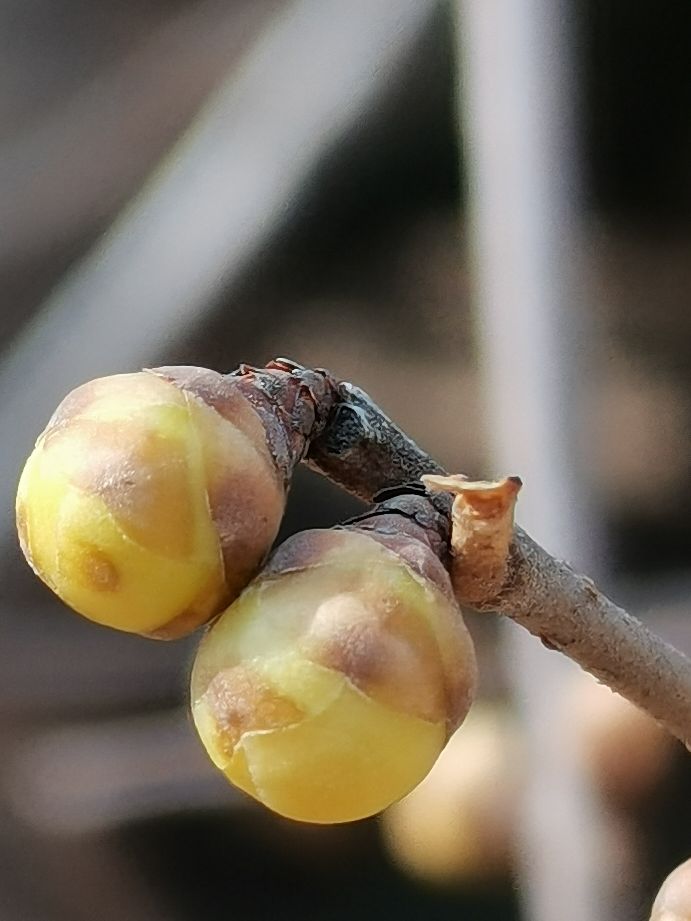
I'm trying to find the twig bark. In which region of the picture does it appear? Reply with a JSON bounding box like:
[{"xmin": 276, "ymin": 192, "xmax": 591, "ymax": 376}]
[{"xmin": 300, "ymin": 367, "xmax": 691, "ymax": 748}]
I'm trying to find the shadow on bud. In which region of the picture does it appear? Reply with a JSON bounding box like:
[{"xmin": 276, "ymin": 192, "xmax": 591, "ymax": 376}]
[
  {"xmin": 191, "ymin": 496, "xmax": 477, "ymax": 824},
  {"xmin": 16, "ymin": 364, "xmax": 334, "ymax": 638}
]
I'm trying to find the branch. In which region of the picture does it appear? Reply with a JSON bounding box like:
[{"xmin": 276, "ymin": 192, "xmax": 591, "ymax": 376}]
[
  {"xmin": 304, "ymin": 379, "xmax": 448, "ymax": 497},
  {"xmin": 304, "ymin": 370, "xmax": 691, "ymax": 749}
]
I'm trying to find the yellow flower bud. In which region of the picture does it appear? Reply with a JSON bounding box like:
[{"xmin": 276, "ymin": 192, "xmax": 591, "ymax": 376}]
[
  {"xmin": 16, "ymin": 367, "xmax": 287, "ymax": 637},
  {"xmin": 191, "ymin": 527, "xmax": 477, "ymax": 824}
]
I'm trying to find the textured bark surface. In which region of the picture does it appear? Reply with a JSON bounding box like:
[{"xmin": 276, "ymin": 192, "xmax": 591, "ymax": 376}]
[
  {"xmin": 225, "ymin": 359, "xmax": 338, "ymax": 484},
  {"xmin": 305, "ymin": 380, "xmax": 448, "ymax": 501},
  {"xmin": 497, "ymin": 530, "xmax": 691, "ymax": 748}
]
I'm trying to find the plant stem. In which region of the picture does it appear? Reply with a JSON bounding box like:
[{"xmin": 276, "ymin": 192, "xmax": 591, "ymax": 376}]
[
  {"xmin": 299, "ymin": 365, "xmax": 691, "ymax": 748},
  {"xmin": 304, "ymin": 378, "xmax": 447, "ymax": 497}
]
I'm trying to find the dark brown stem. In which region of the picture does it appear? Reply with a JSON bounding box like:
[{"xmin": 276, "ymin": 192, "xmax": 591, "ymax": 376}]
[
  {"xmin": 226, "ymin": 359, "xmax": 338, "ymax": 486},
  {"xmin": 304, "ymin": 378, "xmax": 447, "ymax": 500},
  {"xmin": 341, "ymin": 491, "xmax": 452, "ymax": 575}
]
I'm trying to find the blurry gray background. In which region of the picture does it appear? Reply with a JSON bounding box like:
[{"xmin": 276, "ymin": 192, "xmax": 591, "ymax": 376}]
[{"xmin": 0, "ymin": 2, "xmax": 690, "ymax": 920}]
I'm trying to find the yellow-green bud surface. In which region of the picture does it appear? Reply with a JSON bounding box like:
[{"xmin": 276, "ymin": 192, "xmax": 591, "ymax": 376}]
[
  {"xmin": 191, "ymin": 529, "xmax": 477, "ymax": 824},
  {"xmin": 16, "ymin": 370, "xmax": 284, "ymax": 637}
]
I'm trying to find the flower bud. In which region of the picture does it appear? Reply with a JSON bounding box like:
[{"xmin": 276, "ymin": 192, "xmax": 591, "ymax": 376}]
[
  {"xmin": 650, "ymin": 857, "xmax": 691, "ymax": 921},
  {"xmin": 567, "ymin": 671, "xmax": 676, "ymax": 808},
  {"xmin": 191, "ymin": 502, "xmax": 477, "ymax": 824},
  {"xmin": 381, "ymin": 704, "xmax": 520, "ymax": 885},
  {"xmin": 16, "ymin": 364, "xmax": 333, "ymax": 638}
]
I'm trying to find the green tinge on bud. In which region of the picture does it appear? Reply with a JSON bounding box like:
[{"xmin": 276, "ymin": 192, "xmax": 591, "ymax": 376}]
[
  {"xmin": 191, "ymin": 528, "xmax": 478, "ymax": 824},
  {"xmin": 16, "ymin": 368, "xmax": 286, "ymax": 637}
]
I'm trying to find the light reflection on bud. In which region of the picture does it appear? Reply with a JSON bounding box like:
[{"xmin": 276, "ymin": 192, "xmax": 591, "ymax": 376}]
[
  {"xmin": 16, "ymin": 368, "xmax": 285, "ymax": 637},
  {"xmin": 191, "ymin": 528, "xmax": 477, "ymax": 824}
]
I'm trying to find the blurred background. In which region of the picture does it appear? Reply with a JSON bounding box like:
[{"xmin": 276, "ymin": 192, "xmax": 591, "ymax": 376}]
[{"xmin": 0, "ymin": 1, "xmax": 690, "ymax": 919}]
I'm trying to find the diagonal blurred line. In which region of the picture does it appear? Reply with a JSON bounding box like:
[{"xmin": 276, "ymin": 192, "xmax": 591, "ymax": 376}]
[
  {"xmin": 0, "ymin": 0, "xmax": 438, "ymax": 557},
  {"xmin": 0, "ymin": 0, "xmax": 276, "ymax": 268}
]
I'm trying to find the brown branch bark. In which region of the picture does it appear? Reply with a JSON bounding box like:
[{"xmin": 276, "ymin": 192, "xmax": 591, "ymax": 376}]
[{"xmin": 299, "ymin": 366, "xmax": 691, "ymax": 749}]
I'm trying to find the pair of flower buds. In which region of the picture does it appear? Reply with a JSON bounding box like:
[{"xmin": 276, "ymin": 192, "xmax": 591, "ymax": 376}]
[{"xmin": 17, "ymin": 363, "xmax": 478, "ymax": 824}]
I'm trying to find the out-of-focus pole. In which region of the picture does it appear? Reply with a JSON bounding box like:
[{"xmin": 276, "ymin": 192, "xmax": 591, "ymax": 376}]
[{"xmin": 455, "ymin": 3, "xmax": 607, "ymax": 921}]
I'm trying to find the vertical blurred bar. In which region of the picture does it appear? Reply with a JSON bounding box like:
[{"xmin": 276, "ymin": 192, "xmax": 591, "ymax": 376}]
[{"xmin": 455, "ymin": 2, "xmax": 606, "ymax": 921}]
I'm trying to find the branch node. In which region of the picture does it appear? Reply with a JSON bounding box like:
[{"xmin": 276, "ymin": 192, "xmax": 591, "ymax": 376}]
[{"xmin": 422, "ymin": 474, "xmax": 522, "ymax": 604}]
